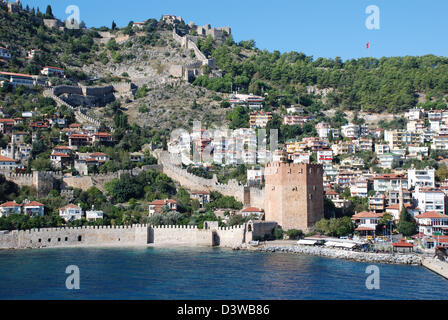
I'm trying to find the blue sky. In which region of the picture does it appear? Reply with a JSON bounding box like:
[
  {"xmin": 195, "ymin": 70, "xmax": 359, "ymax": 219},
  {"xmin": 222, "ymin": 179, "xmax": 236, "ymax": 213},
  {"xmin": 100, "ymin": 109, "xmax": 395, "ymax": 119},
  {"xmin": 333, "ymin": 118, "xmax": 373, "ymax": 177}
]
[{"xmin": 22, "ymin": 0, "xmax": 448, "ymax": 60}]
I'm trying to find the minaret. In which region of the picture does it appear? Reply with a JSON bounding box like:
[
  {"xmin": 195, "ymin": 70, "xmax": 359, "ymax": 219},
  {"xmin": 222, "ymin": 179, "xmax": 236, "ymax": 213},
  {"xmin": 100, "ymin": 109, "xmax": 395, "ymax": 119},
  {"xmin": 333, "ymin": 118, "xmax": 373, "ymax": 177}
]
[
  {"xmin": 398, "ymin": 179, "xmax": 404, "ymax": 210},
  {"xmin": 11, "ymin": 134, "xmax": 16, "ymax": 160}
]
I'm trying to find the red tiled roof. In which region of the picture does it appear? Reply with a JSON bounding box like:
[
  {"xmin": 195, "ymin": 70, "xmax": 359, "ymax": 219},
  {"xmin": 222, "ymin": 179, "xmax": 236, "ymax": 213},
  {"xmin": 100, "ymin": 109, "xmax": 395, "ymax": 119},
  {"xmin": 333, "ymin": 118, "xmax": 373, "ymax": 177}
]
[
  {"xmin": 69, "ymin": 134, "xmax": 89, "ymax": 138},
  {"xmin": 415, "ymin": 211, "xmax": 448, "ymax": 219},
  {"xmin": 191, "ymin": 191, "xmax": 210, "ymax": 195},
  {"xmin": 386, "ymin": 203, "xmax": 415, "ymax": 210},
  {"xmin": 42, "ymin": 66, "xmax": 64, "ymax": 71},
  {"xmin": 0, "ymin": 72, "xmax": 33, "ymax": 79},
  {"xmin": 149, "ymin": 200, "xmax": 166, "ymax": 205},
  {"xmin": 94, "ymin": 132, "xmax": 112, "ymax": 137},
  {"xmin": 90, "ymin": 152, "xmax": 107, "ymax": 157},
  {"xmin": 0, "ymin": 201, "xmax": 20, "ymax": 207},
  {"xmin": 24, "ymin": 201, "xmax": 44, "ymax": 207},
  {"xmin": 51, "ymin": 153, "xmax": 71, "ymax": 158},
  {"xmin": 418, "ymin": 187, "xmax": 444, "ymax": 193},
  {"xmin": 373, "ymin": 174, "xmax": 406, "ymax": 180},
  {"xmin": 241, "ymin": 207, "xmax": 263, "ymax": 213},
  {"xmin": 0, "ymin": 118, "xmax": 14, "ymax": 123},
  {"xmin": 0, "ymin": 155, "xmax": 17, "ymax": 162},
  {"xmin": 392, "ymin": 239, "xmax": 414, "ymax": 247},
  {"xmin": 59, "ymin": 204, "xmax": 81, "ymax": 210},
  {"xmin": 355, "ymin": 226, "xmax": 376, "ymax": 231},
  {"xmin": 149, "ymin": 199, "xmax": 176, "ymax": 205},
  {"xmin": 351, "ymin": 211, "xmax": 383, "ymax": 219}
]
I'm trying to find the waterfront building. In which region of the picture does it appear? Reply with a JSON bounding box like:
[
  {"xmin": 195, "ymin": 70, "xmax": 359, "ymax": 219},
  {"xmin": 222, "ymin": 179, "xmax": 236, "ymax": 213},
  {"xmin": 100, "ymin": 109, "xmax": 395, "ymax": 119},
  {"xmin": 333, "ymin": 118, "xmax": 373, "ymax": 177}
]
[{"xmin": 351, "ymin": 211, "xmax": 383, "ymax": 237}]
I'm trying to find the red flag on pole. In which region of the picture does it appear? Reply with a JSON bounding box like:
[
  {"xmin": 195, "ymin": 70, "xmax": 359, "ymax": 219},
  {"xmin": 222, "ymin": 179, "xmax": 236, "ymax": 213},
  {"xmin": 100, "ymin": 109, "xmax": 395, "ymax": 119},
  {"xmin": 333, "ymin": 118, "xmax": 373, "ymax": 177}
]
[{"xmin": 366, "ymin": 42, "xmax": 370, "ymax": 49}]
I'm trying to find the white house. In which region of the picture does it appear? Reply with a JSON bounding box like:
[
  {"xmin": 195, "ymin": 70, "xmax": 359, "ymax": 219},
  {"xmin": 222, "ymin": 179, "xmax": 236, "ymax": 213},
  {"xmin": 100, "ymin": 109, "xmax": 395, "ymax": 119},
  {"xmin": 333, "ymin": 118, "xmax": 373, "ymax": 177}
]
[
  {"xmin": 0, "ymin": 201, "xmax": 21, "ymax": 217},
  {"xmin": 351, "ymin": 211, "xmax": 383, "ymax": 236},
  {"xmin": 316, "ymin": 148, "xmax": 333, "ymax": 165},
  {"xmin": 341, "ymin": 123, "xmax": 360, "ymax": 139},
  {"xmin": 407, "ymin": 146, "xmax": 429, "ymax": 159},
  {"xmin": 0, "ymin": 47, "xmax": 11, "ymax": 60},
  {"xmin": 0, "ymin": 155, "xmax": 18, "ymax": 169},
  {"xmin": 415, "ymin": 211, "xmax": 448, "ymax": 236},
  {"xmin": 23, "ymin": 201, "xmax": 45, "ymax": 217},
  {"xmin": 408, "ymin": 168, "xmax": 435, "ymax": 189},
  {"xmin": 148, "ymin": 199, "xmax": 177, "ymax": 216},
  {"xmin": 247, "ymin": 167, "xmax": 264, "ymax": 185},
  {"xmin": 405, "ymin": 108, "xmax": 424, "ymax": 121},
  {"xmin": 0, "ymin": 72, "xmax": 35, "ymax": 87},
  {"xmin": 414, "ymin": 187, "xmax": 446, "ymax": 215},
  {"xmin": 59, "ymin": 204, "xmax": 83, "ymax": 222},
  {"xmin": 373, "ymin": 174, "xmax": 408, "ymax": 193},
  {"xmin": 86, "ymin": 206, "xmax": 103, "ymax": 221},
  {"xmin": 350, "ymin": 176, "xmax": 369, "ymax": 198},
  {"xmin": 40, "ymin": 66, "xmax": 65, "ymax": 78},
  {"xmin": 191, "ymin": 191, "xmax": 211, "ymax": 208},
  {"xmin": 377, "ymin": 153, "xmax": 401, "ymax": 169},
  {"xmin": 240, "ymin": 207, "xmax": 264, "ymax": 219}
]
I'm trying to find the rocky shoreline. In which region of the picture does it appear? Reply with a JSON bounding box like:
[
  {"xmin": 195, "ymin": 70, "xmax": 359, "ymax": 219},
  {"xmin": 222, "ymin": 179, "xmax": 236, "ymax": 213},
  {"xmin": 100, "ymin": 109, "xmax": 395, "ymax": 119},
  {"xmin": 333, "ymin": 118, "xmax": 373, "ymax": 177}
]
[{"xmin": 247, "ymin": 244, "xmax": 423, "ymax": 265}]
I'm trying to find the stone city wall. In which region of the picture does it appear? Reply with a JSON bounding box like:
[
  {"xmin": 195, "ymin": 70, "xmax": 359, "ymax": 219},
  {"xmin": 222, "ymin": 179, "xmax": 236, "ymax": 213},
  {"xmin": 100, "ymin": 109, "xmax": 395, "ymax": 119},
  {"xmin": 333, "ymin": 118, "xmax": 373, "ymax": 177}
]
[
  {"xmin": 0, "ymin": 222, "xmax": 273, "ymax": 250},
  {"xmin": 156, "ymin": 151, "xmax": 265, "ymax": 209},
  {"xmin": 0, "ymin": 225, "xmax": 148, "ymax": 249}
]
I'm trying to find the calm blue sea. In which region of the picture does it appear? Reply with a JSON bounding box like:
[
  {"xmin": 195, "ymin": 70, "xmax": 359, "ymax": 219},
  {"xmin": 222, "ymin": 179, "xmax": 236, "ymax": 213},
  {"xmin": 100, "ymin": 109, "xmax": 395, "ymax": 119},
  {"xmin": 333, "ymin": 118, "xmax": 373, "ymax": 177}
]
[{"xmin": 0, "ymin": 247, "xmax": 446, "ymax": 300}]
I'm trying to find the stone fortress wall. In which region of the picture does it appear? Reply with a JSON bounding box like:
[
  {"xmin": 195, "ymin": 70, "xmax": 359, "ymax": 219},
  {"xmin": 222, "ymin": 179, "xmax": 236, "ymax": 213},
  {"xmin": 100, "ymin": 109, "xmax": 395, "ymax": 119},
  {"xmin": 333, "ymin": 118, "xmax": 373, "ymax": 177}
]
[
  {"xmin": 170, "ymin": 29, "xmax": 218, "ymax": 81},
  {"xmin": 0, "ymin": 221, "xmax": 276, "ymax": 250},
  {"xmin": 0, "ymin": 170, "xmax": 63, "ymax": 197},
  {"xmin": 155, "ymin": 151, "xmax": 265, "ymax": 209},
  {"xmin": 51, "ymin": 83, "xmax": 136, "ymax": 108},
  {"xmin": 1, "ymin": 149, "xmax": 263, "ymax": 208}
]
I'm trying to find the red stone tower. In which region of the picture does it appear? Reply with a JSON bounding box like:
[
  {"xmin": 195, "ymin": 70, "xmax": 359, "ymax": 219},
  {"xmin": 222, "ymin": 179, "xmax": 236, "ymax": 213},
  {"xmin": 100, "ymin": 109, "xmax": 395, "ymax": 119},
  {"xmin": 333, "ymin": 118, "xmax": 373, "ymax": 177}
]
[{"xmin": 264, "ymin": 162, "xmax": 324, "ymax": 232}]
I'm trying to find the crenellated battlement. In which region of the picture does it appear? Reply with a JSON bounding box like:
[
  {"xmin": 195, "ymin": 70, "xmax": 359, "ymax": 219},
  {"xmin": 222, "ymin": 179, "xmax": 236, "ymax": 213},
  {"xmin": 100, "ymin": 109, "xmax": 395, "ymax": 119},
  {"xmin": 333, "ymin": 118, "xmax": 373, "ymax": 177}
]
[{"xmin": 0, "ymin": 221, "xmax": 276, "ymax": 250}]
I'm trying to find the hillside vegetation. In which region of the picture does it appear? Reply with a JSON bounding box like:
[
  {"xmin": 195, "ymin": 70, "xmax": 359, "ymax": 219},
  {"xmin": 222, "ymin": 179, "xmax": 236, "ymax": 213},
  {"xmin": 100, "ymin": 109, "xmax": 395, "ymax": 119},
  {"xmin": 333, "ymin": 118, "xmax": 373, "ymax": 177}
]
[{"xmin": 194, "ymin": 37, "xmax": 448, "ymax": 113}]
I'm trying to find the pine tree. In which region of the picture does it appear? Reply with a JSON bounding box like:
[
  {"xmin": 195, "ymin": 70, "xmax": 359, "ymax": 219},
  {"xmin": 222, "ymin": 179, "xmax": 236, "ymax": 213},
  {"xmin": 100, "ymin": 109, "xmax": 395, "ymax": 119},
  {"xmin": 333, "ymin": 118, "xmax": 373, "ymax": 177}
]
[{"xmin": 112, "ymin": 20, "xmax": 117, "ymax": 30}]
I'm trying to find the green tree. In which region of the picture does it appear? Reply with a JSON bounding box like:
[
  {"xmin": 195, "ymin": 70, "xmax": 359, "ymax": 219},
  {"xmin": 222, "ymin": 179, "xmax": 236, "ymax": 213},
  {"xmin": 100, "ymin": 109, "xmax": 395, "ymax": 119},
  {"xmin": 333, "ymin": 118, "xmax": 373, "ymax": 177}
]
[
  {"xmin": 397, "ymin": 206, "xmax": 417, "ymax": 236},
  {"xmin": 45, "ymin": 5, "xmax": 53, "ymax": 19}
]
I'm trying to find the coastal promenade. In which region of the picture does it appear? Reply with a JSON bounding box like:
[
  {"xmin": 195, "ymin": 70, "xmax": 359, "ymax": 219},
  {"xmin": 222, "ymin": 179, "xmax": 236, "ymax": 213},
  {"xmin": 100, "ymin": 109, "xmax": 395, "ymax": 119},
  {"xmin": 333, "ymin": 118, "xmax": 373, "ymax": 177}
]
[
  {"xmin": 249, "ymin": 240, "xmax": 423, "ymax": 265},
  {"xmin": 422, "ymin": 257, "xmax": 448, "ymax": 279}
]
